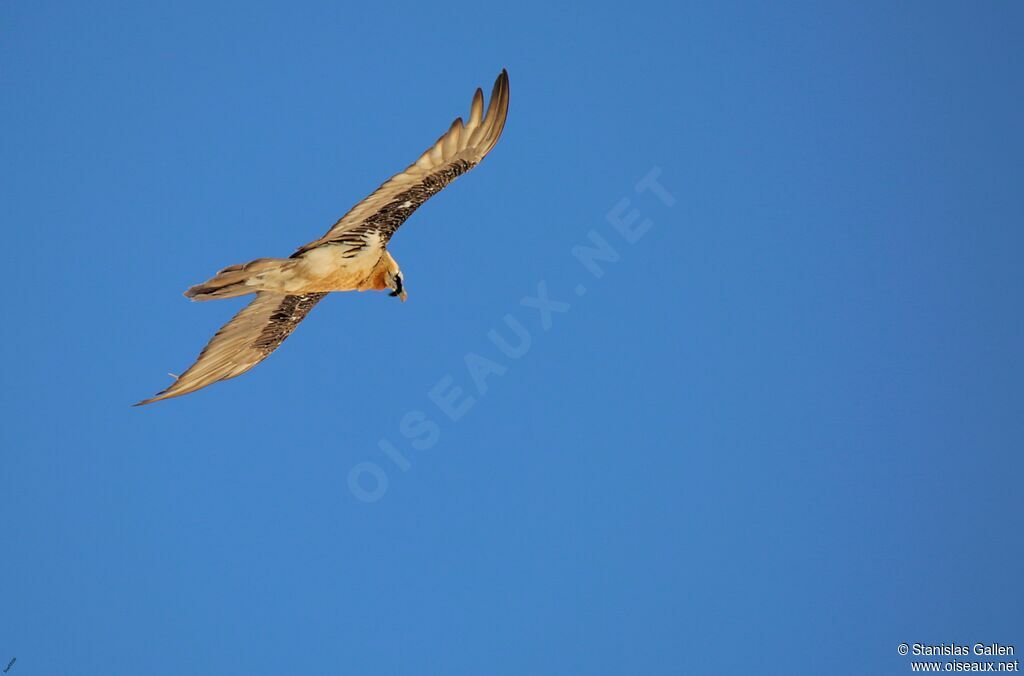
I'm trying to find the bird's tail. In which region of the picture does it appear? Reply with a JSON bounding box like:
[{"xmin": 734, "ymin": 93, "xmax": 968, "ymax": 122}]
[{"xmin": 184, "ymin": 258, "xmax": 295, "ymax": 300}]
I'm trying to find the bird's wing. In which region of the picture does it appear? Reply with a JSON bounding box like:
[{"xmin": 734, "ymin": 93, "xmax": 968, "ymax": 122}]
[
  {"xmin": 135, "ymin": 292, "xmax": 327, "ymax": 405},
  {"xmin": 294, "ymin": 69, "xmax": 509, "ymax": 255}
]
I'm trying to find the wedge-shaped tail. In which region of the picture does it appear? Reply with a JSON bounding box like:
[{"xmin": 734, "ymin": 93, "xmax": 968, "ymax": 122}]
[{"xmin": 185, "ymin": 258, "xmax": 294, "ymax": 300}]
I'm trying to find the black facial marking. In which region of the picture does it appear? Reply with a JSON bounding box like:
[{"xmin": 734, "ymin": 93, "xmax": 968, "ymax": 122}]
[{"xmin": 389, "ymin": 274, "xmax": 404, "ymax": 297}]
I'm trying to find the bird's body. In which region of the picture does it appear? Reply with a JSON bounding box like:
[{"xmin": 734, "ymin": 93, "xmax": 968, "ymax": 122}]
[
  {"xmin": 136, "ymin": 70, "xmax": 509, "ymax": 405},
  {"xmin": 292, "ymin": 239, "xmax": 393, "ymax": 294},
  {"xmin": 187, "ymin": 237, "xmax": 393, "ymax": 298}
]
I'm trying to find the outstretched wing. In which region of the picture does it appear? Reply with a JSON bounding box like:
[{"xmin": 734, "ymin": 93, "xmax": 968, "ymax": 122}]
[
  {"xmin": 135, "ymin": 292, "xmax": 327, "ymax": 405},
  {"xmin": 294, "ymin": 69, "xmax": 510, "ymax": 255}
]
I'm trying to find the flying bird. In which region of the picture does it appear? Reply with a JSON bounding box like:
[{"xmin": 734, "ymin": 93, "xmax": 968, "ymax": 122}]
[{"xmin": 136, "ymin": 70, "xmax": 509, "ymax": 405}]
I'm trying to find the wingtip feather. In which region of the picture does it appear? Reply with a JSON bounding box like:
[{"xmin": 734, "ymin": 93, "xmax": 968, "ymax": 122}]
[
  {"xmin": 468, "ymin": 88, "xmax": 485, "ymax": 128},
  {"xmin": 133, "ymin": 392, "xmax": 166, "ymax": 407},
  {"xmin": 133, "ymin": 381, "xmax": 183, "ymax": 406}
]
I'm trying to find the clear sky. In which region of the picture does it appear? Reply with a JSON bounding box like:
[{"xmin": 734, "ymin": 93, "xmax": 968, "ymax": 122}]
[{"xmin": 2, "ymin": 2, "xmax": 1022, "ymax": 674}]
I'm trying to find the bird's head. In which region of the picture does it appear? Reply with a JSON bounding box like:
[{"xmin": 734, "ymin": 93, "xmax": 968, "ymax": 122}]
[{"xmin": 385, "ymin": 267, "xmax": 407, "ymax": 302}]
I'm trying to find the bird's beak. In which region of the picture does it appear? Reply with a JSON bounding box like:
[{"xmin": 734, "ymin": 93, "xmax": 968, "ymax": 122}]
[{"xmin": 399, "ymin": 289, "xmax": 408, "ymax": 303}]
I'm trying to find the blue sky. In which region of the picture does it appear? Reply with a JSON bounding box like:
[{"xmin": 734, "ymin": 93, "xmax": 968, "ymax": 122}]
[{"xmin": 2, "ymin": 1, "xmax": 1022, "ymax": 674}]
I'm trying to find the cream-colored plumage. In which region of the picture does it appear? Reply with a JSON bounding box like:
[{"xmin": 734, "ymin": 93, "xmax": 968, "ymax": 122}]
[{"xmin": 136, "ymin": 70, "xmax": 509, "ymax": 406}]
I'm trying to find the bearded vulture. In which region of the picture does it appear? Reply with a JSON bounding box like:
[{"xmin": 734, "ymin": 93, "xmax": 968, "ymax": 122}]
[{"xmin": 136, "ymin": 70, "xmax": 509, "ymax": 405}]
